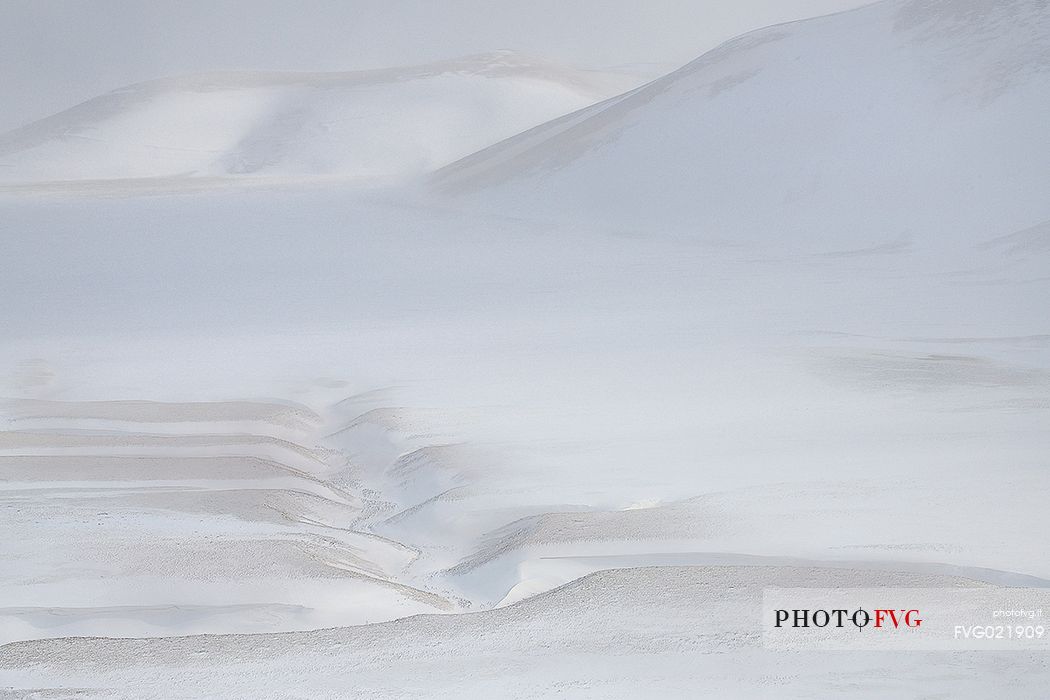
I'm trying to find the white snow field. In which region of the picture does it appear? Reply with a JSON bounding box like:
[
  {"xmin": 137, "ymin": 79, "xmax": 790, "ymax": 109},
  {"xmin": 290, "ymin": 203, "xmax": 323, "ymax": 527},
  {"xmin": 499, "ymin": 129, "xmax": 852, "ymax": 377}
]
[{"xmin": 1, "ymin": 0, "xmax": 1049, "ymax": 697}]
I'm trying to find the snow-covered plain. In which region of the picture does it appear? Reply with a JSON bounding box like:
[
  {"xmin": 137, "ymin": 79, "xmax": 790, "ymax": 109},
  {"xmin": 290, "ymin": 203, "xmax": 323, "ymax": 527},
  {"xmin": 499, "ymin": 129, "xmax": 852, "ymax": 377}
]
[{"xmin": 1, "ymin": 0, "xmax": 1049, "ymax": 697}]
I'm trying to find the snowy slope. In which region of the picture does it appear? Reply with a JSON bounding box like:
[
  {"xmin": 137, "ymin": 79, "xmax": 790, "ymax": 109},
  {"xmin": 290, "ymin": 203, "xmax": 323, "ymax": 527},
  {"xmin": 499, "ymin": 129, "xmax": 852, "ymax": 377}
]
[
  {"xmin": 434, "ymin": 0, "xmax": 1050, "ymax": 252},
  {"xmin": 8, "ymin": 567, "xmax": 1050, "ymax": 699},
  {"xmin": 0, "ymin": 52, "xmax": 637, "ymax": 186}
]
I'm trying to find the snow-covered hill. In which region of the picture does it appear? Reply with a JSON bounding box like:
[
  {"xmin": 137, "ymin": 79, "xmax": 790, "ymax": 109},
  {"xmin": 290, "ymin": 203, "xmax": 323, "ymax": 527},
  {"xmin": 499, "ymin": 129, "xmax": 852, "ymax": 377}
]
[
  {"xmin": 435, "ymin": 0, "xmax": 1050, "ymax": 252},
  {"xmin": 0, "ymin": 0, "xmax": 879, "ymax": 133},
  {"xmin": 0, "ymin": 52, "xmax": 637, "ymax": 186}
]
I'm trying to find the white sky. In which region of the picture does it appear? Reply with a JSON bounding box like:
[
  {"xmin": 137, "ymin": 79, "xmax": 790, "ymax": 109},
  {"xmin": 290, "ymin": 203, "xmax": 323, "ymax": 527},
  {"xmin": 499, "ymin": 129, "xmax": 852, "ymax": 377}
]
[{"xmin": 0, "ymin": 0, "xmax": 872, "ymax": 132}]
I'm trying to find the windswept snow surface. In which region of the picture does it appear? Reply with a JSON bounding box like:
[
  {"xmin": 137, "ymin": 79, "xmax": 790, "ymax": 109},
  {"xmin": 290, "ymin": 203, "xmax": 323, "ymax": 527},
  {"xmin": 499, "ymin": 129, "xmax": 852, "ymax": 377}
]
[{"xmin": 2, "ymin": 0, "xmax": 1050, "ymax": 697}]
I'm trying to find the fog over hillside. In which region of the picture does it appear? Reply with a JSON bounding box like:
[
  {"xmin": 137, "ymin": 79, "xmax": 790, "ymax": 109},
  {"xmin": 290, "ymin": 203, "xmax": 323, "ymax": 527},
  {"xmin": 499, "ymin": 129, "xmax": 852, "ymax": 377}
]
[{"xmin": 0, "ymin": 0, "xmax": 872, "ymax": 131}]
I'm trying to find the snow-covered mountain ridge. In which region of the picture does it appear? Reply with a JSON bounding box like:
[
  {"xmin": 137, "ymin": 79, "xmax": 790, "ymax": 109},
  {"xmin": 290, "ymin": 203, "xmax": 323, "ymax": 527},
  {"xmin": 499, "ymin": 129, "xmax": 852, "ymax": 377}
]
[{"xmin": 0, "ymin": 52, "xmax": 638, "ymax": 186}]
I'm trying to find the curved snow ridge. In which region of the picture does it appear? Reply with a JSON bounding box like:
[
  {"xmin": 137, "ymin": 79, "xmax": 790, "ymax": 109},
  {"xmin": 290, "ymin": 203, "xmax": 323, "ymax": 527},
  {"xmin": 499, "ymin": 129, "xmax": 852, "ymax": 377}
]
[
  {"xmin": 426, "ymin": 468, "xmax": 1050, "ymax": 606},
  {"xmin": 0, "ymin": 52, "xmax": 641, "ymax": 187},
  {"xmin": 4, "ymin": 565, "xmax": 1046, "ymax": 699},
  {"xmin": 430, "ymin": 28, "xmax": 794, "ymax": 193}
]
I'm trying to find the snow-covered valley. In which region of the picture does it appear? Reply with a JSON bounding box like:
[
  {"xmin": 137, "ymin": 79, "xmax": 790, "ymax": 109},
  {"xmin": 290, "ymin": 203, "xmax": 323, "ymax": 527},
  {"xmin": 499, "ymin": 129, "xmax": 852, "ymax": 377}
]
[{"xmin": 1, "ymin": 0, "xmax": 1049, "ymax": 697}]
